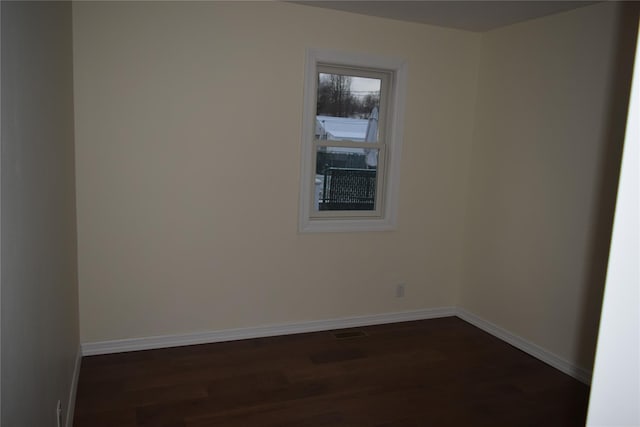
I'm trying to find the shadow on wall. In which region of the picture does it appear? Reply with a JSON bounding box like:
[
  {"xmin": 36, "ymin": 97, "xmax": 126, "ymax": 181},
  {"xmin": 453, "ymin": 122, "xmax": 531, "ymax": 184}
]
[{"xmin": 577, "ymin": 3, "xmax": 639, "ymax": 373}]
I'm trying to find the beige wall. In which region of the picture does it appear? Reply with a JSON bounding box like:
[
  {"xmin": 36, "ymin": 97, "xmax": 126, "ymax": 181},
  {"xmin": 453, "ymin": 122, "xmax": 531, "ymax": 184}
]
[
  {"xmin": 1, "ymin": 2, "xmax": 79, "ymax": 425},
  {"xmin": 73, "ymin": 1, "xmax": 636, "ymax": 375},
  {"xmin": 73, "ymin": 2, "xmax": 480, "ymax": 343},
  {"xmin": 460, "ymin": 2, "xmax": 636, "ymax": 372}
]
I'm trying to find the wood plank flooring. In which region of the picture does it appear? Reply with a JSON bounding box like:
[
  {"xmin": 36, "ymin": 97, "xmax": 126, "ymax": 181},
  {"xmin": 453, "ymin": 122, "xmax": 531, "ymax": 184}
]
[{"xmin": 74, "ymin": 317, "xmax": 590, "ymax": 426}]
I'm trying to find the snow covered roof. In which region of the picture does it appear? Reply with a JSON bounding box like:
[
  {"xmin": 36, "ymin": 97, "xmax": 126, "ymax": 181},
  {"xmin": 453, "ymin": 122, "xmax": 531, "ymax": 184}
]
[{"xmin": 316, "ymin": 115, "xmax": 368, "ymax": 141}]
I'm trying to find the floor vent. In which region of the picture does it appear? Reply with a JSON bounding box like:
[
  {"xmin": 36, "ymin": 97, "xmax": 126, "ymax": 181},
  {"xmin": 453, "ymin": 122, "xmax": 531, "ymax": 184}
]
[{"xmin": 331, "ymin": 330, "xmax": 368, "ymax": 339}]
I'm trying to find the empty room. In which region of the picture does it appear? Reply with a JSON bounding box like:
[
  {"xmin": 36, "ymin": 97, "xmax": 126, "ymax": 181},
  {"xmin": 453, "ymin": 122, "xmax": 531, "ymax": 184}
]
[{"xmin": 1, "ymin": 1, "xmax": 638, "ymax": 426}]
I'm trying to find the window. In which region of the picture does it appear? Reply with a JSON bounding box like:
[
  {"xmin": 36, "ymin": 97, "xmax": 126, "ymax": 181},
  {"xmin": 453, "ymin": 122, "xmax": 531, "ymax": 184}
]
[{"xmin": 299, "ymin": 49, "xmax": 407, "ymax": 232}]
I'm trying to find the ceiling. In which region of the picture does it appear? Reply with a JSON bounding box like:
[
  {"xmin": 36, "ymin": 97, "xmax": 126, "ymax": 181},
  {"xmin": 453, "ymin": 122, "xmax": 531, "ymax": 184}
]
[{"xmin": 294, "ymin": 1, "xmax": 598, "ymax": 32}]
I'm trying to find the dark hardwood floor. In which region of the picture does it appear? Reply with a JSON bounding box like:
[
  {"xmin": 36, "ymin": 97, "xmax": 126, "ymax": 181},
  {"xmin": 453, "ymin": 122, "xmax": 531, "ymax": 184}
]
[{"xmin": 74, "ymin": 317, "xmax": 590, "ymax": 427}]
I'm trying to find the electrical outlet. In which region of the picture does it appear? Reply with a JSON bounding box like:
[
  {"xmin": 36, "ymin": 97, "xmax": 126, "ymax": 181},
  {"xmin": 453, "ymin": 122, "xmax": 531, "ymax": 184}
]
[
  {"xmin": 395, "ymin": 283, "xmax": 405, "ymax": 298},
  {"xmin": 56, "ymin": 400, "xmax": 62, "ymax": 427}
]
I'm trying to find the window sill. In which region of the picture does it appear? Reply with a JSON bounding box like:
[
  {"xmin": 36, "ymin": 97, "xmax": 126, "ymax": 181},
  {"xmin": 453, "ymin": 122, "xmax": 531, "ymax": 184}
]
[{"xmin": 299, "ymin": 217, "xmax": 397, "ymax": 233}]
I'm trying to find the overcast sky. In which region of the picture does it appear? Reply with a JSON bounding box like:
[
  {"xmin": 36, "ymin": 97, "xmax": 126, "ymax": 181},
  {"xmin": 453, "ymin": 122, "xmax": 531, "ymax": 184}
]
[{"xmin": 350, "ymin": 76, "xmax": 381, "ymax": 96}]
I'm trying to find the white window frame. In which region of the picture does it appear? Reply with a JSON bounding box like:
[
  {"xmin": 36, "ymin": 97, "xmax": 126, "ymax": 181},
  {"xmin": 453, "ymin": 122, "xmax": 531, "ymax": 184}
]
[{"xmin": 298, "ymin": 48, "xmax": 407, "ymax": 233}]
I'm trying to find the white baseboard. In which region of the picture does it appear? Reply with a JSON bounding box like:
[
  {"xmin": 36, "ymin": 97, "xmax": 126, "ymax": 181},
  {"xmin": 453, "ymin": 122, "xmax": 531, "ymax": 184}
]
[
  {"xmin": 455, "ymin": 308, "xmax": 592, "ymax": 384},
  {"xmin": 66, "ymin": 346, "xmax": 81, "ymax": 427},
  {"xmin": 80, "ymin": 306, "xmax": 591, "ymax": 385},
  {"xmin": 81, "ymin": 307, "xmax": 456, "ymax": 356}
]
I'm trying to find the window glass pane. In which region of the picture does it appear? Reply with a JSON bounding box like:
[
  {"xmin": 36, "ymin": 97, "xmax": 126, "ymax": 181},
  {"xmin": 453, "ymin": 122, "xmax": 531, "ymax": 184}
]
[
  {"xmin": 314, "ymin": 147, "xmax": 378, "ymax": 212},
  {"xmin": 316, "ymin": 73, "xmax": 381, "ymax": 143}
]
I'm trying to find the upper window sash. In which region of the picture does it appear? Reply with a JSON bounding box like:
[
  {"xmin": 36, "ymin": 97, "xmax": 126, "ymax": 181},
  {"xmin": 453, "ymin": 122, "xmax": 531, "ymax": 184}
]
[{"xmin": 314, "ymin": 64, "xmax": 391, "ymax": 145}]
